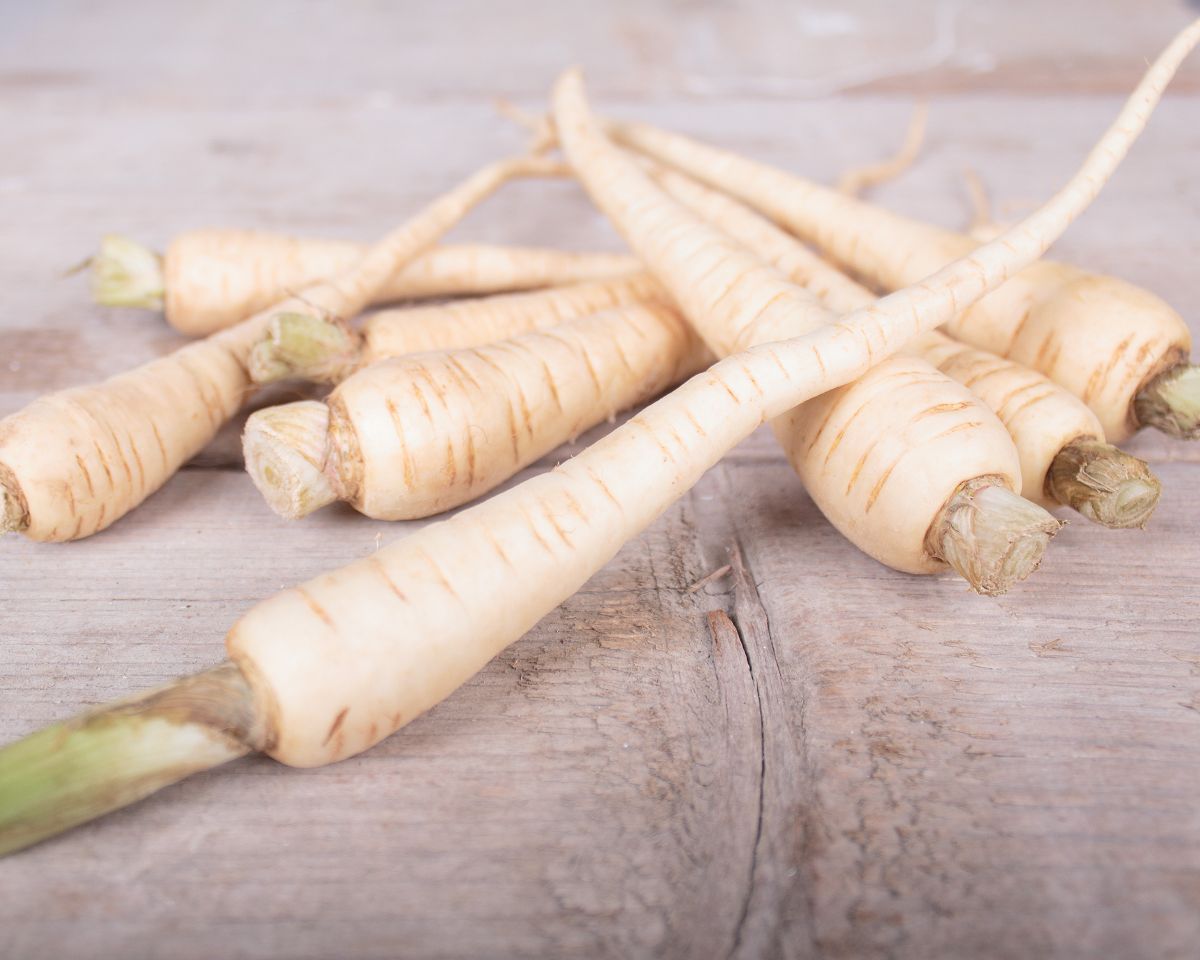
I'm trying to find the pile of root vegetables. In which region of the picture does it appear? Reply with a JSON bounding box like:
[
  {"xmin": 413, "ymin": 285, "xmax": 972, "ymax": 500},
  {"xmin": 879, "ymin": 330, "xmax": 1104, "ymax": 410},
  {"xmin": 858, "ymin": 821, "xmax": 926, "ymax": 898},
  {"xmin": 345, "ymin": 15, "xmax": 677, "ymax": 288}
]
[{"xmin": 1, "ymin": 20, "xmax": 1198, "ymax": 856}]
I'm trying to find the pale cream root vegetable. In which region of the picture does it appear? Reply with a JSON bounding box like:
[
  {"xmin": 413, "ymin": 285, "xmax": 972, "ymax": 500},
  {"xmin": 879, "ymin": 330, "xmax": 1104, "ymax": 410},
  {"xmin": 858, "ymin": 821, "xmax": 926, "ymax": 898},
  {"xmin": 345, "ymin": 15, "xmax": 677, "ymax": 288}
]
[
  {"xmin": 249, "ymin": 272, "xmax": 663, "ymax": 385},
  {"xmin": 0, "ymin": 23, "xmax": 1191, "ymax": 854},
  {"xmin": 635, "ymin": 161, "xmax": 1055, "ymax": 580},
  {"xmin": 243, "ymin": 300, "xmax": 711, "ymax": 520},
  {"xmin": 654, "ymin": 162, "xmax": 1160, "ymax": 529},
  {"xmin": 92, "ymin": 231, "xmax": 641, "ymax": 335},
  {"xmin": 0, "ymin": 154, "xmax": 557, "ymax": 542},
  {"xmin": 605, "ymin": 26, "xmax": 1200, "ymax": 442}
]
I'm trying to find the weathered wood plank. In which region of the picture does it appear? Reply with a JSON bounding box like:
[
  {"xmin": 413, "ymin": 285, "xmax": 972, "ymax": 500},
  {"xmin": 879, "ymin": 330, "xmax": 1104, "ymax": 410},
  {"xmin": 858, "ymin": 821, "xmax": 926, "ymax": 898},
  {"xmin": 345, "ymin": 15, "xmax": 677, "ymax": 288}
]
[{"xmin": 3, "ymin": 2, "xmax": 1200, "ymax": 958}]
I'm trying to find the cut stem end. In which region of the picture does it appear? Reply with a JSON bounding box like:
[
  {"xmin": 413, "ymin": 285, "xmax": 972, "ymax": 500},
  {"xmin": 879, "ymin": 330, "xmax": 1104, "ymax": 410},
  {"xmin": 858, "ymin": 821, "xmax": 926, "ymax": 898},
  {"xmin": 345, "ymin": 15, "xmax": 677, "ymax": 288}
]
[
  {"xmin": 243, "ymin": 401, "xmax": 338, "ymax": 520},
  {"xmin": 1047, "ymin": 438, "xmax": 1162, "ymax": 528},
  {"xmin": 0, "ymin": 663, "xmax": 262, "ymax": 857},
  {"xmin": 0, "ymin": 473, "xmax": 28, "ymax": 535},
  {"xmin": 1134, "ymin": 363, "xmax": 1200, "ymax": 439},
  {"xmin": 90, "ymin": 235, "xmax": 164, "ymax": 310},
  {"xmin": 248, "ymin": 312, "xmax": 362, "ymax": 385},
  {"xmin": 928, "ymin": 476, "xmax": 1063, "ymax": 596}
]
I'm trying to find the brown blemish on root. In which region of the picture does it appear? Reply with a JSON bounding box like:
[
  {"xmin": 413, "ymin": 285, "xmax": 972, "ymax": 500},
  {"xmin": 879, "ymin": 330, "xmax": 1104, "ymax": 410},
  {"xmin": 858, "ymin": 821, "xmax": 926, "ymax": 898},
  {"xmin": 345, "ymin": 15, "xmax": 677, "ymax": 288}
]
[
  {"xmin": 322, "ymin": 707, "xmax": 348, "ymax": 746},
  {"xmin": 296, "ymin": 587, "xmax": 336, "ymax": 629},
  {"xmin": 369, "ymin": 556, "xmax": 409, "ymax": 604}
]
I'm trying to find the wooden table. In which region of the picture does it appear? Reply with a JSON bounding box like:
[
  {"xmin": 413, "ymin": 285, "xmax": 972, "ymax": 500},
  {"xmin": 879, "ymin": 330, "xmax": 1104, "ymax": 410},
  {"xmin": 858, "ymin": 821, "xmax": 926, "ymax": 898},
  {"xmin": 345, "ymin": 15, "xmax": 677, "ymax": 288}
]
[{"xmin": 3, "ymin": 2, "xmax": 1199, "ymax": 957}]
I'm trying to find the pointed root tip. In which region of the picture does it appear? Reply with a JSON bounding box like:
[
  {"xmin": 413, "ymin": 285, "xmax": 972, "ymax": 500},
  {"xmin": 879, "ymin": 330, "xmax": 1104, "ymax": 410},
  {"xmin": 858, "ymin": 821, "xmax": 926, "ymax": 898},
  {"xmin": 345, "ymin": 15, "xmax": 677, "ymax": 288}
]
[
  {"xmin": 931, "ymin": 478, "xmax": 1062, "ymax": 597},
  {"xmin": 1134, "ymin": 363, "xmax": 1200, "ymax": 440},
  {"xmin": 1047, "ymin": 439, "xmax": 1162, "ymax": 529},
  {"xmin": 90, "ymin": 235, "xmax": 164, "ymax": 310},
  {"xmin": 243, "ymin": 401, "xmax": 337, "ymax": 520},
  {"xmin": 247, "ymin": 312, "xmax": 361, "ymax": 386}
]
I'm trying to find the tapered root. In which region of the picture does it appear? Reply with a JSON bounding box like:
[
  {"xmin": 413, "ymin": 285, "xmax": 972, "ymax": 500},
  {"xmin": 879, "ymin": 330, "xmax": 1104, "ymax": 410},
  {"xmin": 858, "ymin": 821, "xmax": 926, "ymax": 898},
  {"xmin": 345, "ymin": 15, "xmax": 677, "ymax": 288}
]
[
  {"xmin": 90, "ymin": 235, "xmax": 165, "ymax": 309},
  {"xmin": 243, "ymin": 401, "xmax": 337, "ymax": 520},
  {"xmin": 927, "ymin": 476, "xmax": 1063, "ymax": 595},
  {"xmin": 248, "ymin": 312, "xmax": 362, "ymax": 385},
  {"xmin": 1134, "ymin": 363, "xmax": 1200, "ymax": 439},
  {"xmin": 0, "ymin": 663, "xmax": 263, "ymax": 857},
  {"xmin": 1046, "ymin": 438, "xmax": 1161, "ymax": 528},
  {"xmin": 835, "ymin": 101, "xmax": 929, "ymax": 197}
]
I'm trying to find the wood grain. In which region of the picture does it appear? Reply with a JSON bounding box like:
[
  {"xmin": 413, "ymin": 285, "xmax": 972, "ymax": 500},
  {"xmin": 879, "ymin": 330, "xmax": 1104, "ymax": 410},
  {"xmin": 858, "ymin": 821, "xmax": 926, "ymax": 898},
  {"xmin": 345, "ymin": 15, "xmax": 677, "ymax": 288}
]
[{"xmin": 2, "ymin": 2, "xmax": 1200, "ymax": 958}]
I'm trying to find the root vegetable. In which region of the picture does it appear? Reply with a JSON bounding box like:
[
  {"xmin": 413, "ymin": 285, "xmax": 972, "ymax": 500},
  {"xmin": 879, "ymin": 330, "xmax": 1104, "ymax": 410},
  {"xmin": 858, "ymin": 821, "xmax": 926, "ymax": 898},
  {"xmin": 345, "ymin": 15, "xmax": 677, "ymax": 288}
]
[
  {"xmin": 1, "ymin": 23, "xmax": 1192, "ymax": 854},
  {"xmin": 654, "ymin": 161, "xmax": 1159, "ymax": 529},
  {"xmin": 249, "ymin": 272, "xmax": 662, "ymax": 385},
  {"xmin": 244, "ymin": 299, "xmax": 711, "ymax": 520},
  {"xmin": 605, "ymin": 28, "xmax": 1200, "ymax": 442},
  {"xmin": 92, "ymin": 231, "xmax": 641, "ymax": 336},
  {"xmin": 0, "ymin": 154, "xmax": 558, "ymax": 542}
]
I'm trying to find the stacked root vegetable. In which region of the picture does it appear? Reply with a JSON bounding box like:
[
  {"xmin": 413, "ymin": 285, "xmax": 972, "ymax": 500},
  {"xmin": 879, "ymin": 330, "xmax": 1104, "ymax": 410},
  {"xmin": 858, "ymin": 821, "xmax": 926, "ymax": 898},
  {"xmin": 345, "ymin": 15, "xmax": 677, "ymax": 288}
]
[{"xmin": 1, "ymin": 20, "xmax": 1198, "ymax": 856}]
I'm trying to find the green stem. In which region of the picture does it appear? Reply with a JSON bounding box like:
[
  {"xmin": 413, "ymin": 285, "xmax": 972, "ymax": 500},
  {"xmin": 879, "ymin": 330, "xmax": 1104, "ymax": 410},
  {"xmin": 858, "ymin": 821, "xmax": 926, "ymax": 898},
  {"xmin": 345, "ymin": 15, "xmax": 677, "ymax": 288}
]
[
  {"xmin": 928, "ymin": 476, "xmax": 1063, "ymax": 596},
  {"xmin": 0, "ymin": 663, "xmax": 264, "ymax": 857},
  {"xmin": 247, "ymin": 312, "xmax": 362, "ymax": 385},
  {"xmin": 1134, "ymin": 363, "xmax": 1200, "ymax": 439},
  {"xmin": 90, "ymin": 235, "xmax": 165, "ymax": 310},
  {"xmin": 242, "ymin": 400, "xmax": 339, "ymax": 519},
  {"xmin": 1046, "ymin": 438, "xmax": 1161, "ymax": 528}
]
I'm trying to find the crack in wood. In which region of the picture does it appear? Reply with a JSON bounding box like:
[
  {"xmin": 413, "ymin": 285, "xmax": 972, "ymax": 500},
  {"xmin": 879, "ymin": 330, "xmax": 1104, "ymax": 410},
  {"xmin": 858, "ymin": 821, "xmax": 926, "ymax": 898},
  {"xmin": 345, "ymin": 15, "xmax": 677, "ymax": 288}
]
[{"xmin": 705, "ymin": 542, "xmax": 820, "ymax": 960}]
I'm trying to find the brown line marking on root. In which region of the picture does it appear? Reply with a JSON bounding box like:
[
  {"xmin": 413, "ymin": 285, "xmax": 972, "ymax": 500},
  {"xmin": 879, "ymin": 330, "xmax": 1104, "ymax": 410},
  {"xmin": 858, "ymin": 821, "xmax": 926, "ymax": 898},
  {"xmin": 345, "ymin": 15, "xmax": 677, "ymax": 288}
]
[
  {"xmin": 511, "ymin": 376, "xmax": 535, "ymax": 439},
  {"xmin": 573, "ymin": 337, "xmax": 605, "ymax": 399},
  {"xmin": 296, "ymin": 586, "xmax": 336, "ymax": 629},
  {"xmin": 384, "ymin": 398, "xmax": 416, "ymax": 490},
  {"xmin": 470, "ymin": 346, "xmax": 510, "ymax": 379},
  {"xmin": 409, "ymin": 379, "xmax": 434, "ymax": 424},
  {"xmin": 930, "ymin": 420, "xmax": 985, "ymax": 442},
  {"xmin": 713, "ymin": 375, "xmax": 740, "ymax": 404},
  {"xmin": 911, "ymin": 401, "xmax": 972, "ymax": 421},
  {"xmin": 610, "ymin": 333, "xmax": 637, "ymax": 378},
  {"xmin": 1084, "ymin": 334, "xmax": 1134, "ymax": 404},
  {"xmin": 810, "ymin": 343, "xmax": 827, "ymax": 377},
  {"xmin": 562, "ymin": 490, "xmax": 589, "ymax": 526},
  {"xmin": 504, "ymin": 392, "xmax": 522, "ymax": 464},
  {"xmin": 1034, "ymin": 331, "xmax": 1060, "ymax": 370},
  {"xmin": 464, "ymin": 429, "xmax": 477, "ymax": 489},
  {"xmin": 1002, "ymin": 388, "xmax": 1059, "ymax": 424},
  {"xmin": 447, "ymin": 355, "xmax": 484, "ymax": 393},
  {"xmin": 443, "ymin": 438, "xmax": 458, "ymax": 485},
  {"xmin": 150, "ymin": 420, "xmax": 169, "ymax": 469},
  {"xmin": 177, "ymin": 354, "xmax": 221, "ymax": 428},
  {"xmin": 64, "ymin": 482, "xmax": 76, "ymax": 519},
  {"xmin": 1006, "ymin": 306, "xmax": 1034, "ymax": 353},
  {"xmin": 74, "ymin": 454, "xmax": 95, "ymax": 498},
  {"xmin": 368, "ymin": 556, "xmax": 409, "ymax": 603},
  {"xmin": 481, "ymin": 523, "xmax": 515, "ymax": 568},
  {"xmin": 962, "ymin": 360, "xmax": 1012, "ymax": 390},
  {"xmin": 95, "ymin": 501, "xmax": 106, "ymax": 531},
  {"xmin": 538, "ymin": 356, "xmax": 564, "ymax": 414},
  {"xmin": 739, "ymin": 362, "xmax": 765, "ymax": 398},
  {"xmin": 823, "ymin": 392, "xmax": 881, "ymax": 467},
  {"xmin": 585, "ymin": 465, "xmax": 623, "ymax": 512},
  {"xmin": 844, "ymin": 438, "xmax": 879, "ymax": 496},
  {"xmin": 413, "ymin": 361, "xmax": 451, "ymax": 412},
  {"xmin": 322, "ymin": 707, "xmax": 348, "ymax": 746},
  {"xmin": 542, "ymin": 503, "xmax": 574, "ymax": 548},
  {"xmin": 990, "ymin": 376, "xmax": 1043, "ymax": 416},
  {"xmin": 130, "ymin": 439, "xmax": 146, "ymax": 492},
  {"xmin": 632, "ymin": 418, "xmax": 678, "ymax": 464},
  {"xmin": 864, "ymin": 455, "xmax": 903, "ymax": 513},
  {"xmin": 93, "ymin": 440, "xmax": 115, "ymax": 489},
  {"xmin": 417, "ymin": 546, "xmax": 462, "ymax": 603},
  {"xmin": 685, "ymin": 410, "xmax": 708, "ymax": 438},
  {"xmin": 71, "ymin": 515, "xmax": 83, "ymax": 540},
  {"xmin": 516, "ymin": 504, "xmax": 556, "ymax": 558}
]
